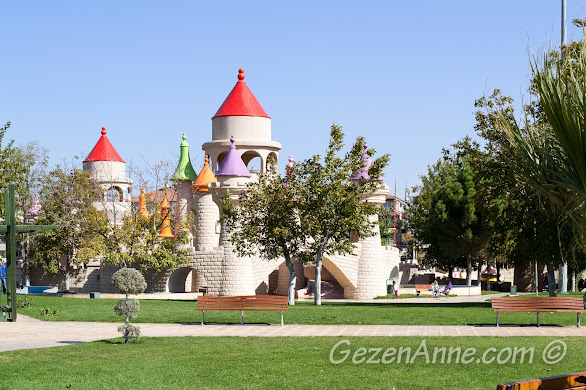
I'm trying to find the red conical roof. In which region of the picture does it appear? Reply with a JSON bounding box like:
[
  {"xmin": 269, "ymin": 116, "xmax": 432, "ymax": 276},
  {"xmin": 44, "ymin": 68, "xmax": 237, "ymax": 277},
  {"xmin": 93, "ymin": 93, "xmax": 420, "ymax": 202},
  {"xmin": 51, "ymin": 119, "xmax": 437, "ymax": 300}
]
[
  {"xmin": 84, "ymin": 127, "xmax": 125, "ymax": 163},
  {"xmin": 212, "ymin": 69, "xmax": 270, "ymax": 119}
]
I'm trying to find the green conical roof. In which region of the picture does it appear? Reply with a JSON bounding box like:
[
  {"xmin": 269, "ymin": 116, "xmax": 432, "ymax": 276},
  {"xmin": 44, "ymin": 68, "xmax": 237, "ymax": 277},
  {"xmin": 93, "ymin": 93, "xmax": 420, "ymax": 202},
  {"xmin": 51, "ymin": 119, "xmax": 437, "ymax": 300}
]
[{"xmin": 171, "ymin": 133, "xmax": 197, "ymax": 181}]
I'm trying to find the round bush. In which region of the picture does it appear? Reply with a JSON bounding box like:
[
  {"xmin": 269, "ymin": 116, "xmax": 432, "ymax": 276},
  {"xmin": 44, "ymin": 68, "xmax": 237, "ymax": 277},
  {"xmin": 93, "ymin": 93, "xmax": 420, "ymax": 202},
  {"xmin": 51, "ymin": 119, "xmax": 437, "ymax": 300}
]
[
  {"xmin": 114, "ymin": 298, "xmax": 140, "ymax": 318},
  {"xmin": 111, "ymin": 268, "xmax": 147, "ymax": 295}
]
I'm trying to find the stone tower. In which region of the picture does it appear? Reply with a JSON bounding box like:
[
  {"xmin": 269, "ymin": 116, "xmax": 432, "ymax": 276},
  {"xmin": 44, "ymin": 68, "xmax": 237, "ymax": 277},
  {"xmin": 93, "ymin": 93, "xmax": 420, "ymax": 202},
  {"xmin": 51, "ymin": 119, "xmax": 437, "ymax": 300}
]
[
  {"xmin": 208, "ymin": 136, "xmax": 255, "ymax": 296},
  {"xmin": 348, "ymin": 142, "xmax": 391, "ymax": 299},
  {"xmin": 202, "ymin": 68, "xmax": 281, "ymax": 173},
  {"xmin": 83, "ymin": 127, "xmax": 132, "ymax": 224},
  {"xmin": 191, "ymin": 155, "xmax": 219, "ymax": 251}
]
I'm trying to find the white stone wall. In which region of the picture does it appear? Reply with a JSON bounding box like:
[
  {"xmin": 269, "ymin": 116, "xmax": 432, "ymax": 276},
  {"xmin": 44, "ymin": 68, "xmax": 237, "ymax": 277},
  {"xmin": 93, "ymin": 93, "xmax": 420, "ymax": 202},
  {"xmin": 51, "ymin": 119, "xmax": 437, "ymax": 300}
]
[
  {"xmin": 193, "ymin": 192, "xmax": 220, "ymax": 251},
  {"xmin": 212, "ymin": 116, "xmax": 272, "ymax": 142}
]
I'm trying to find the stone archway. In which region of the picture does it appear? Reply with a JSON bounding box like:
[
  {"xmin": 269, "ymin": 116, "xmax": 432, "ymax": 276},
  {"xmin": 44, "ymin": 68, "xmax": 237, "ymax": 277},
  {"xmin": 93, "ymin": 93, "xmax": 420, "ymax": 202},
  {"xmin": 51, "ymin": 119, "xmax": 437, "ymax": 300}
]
[
  {"xmin": 167, "ymin": 267, "xmax": 194, "ymax": 293},
  {"xmin": 303, "ymin": 258, "xmax": 355, "ymax": 299},
  {"xmin": 390, "ymin": 265, "xmax": 400, "ymax": 284}
]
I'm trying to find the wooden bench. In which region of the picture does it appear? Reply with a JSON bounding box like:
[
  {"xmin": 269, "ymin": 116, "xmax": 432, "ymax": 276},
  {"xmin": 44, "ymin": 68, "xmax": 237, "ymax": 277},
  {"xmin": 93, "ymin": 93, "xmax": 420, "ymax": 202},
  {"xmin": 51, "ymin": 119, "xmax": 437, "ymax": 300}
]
[
  {"xmin": 496, "ymin": 371, "xmax": 586, "ymax": 390},
  {"xmin": 414, "ymin": 284, "xmax": 431, "ymax": 297},
  {"xmin": 195, "ymin": 295, "xmax": 288, "ymax": 326},
  {"xmin": 492, "ymin": 297, "xmax": 584, "ymax": 327}
]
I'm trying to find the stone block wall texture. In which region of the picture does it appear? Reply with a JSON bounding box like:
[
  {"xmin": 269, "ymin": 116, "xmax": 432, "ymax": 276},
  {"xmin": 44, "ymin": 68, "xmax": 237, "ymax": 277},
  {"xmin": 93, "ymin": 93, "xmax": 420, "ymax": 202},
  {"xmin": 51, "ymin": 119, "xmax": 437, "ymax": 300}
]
[
  {"xmin": 193, "ymin": 193, "xmax": 220, "ymax": 251},
  {"xmin": 175, "ymin": 181, "xmax": 193, "ymax": 237}
]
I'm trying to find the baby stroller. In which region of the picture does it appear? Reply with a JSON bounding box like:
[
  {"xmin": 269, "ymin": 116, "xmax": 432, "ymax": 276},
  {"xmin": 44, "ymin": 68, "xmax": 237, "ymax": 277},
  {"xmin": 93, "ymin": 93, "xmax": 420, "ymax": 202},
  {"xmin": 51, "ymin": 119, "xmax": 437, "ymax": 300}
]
[{"xmin": 440, "ymin": 282, "xmax": 453, "ymax": 298}]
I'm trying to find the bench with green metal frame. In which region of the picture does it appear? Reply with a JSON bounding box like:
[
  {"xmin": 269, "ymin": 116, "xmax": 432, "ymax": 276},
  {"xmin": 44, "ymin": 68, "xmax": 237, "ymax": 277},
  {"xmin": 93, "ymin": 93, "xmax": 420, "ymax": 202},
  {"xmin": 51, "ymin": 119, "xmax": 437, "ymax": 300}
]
[{"xmin": 0, "ymin": 183, "xmax": 58, "ymax": 322}]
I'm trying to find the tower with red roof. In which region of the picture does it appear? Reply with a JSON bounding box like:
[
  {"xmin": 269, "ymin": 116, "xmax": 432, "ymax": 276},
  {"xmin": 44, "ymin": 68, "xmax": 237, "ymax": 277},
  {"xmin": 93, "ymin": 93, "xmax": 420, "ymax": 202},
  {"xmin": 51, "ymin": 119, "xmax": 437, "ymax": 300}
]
[
  {"xmin": 202, "ymin": 69, "xmax": 281, "ymax": 174},
  {"xmin": 83, "ymin": 127, "xmax": 133, "ymax": 223}
]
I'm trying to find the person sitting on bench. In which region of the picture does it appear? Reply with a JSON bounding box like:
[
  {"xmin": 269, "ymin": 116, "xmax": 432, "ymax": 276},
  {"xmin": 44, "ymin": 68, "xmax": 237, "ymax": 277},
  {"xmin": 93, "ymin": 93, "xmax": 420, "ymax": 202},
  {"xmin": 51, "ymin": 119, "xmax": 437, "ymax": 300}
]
[{"xmin": 431, "ymin": 280, "xmax": 440, "ymax": 298}]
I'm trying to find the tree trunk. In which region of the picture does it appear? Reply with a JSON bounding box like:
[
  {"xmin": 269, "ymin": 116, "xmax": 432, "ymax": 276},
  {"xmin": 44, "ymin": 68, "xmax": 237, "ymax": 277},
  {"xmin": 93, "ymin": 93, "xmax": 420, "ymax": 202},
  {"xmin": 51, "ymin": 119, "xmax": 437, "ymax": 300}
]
[
  {"xmin": 485, "ymin": 261, "xmax": 491, "ymax": 291},
  {"xmin": 560, "ymin": 262, "xmax": 568, "ymax": 293},
  {"xmin": 63, "ymin": 263, "xmax": 71, "ymax": 292},
  {"xmin": 314, "ymin": 251, "xmax": 323, "ymax": 306},
  {"xmin": 448, "ymin": 262, "xmax": 453, "ymax": 282},
  {"xmin": 476, "ymin": 262, "xmax": 482, "ymax": 287},
  {"xmin": 547, "ymin": 261, "xmax": 556, "ymax": 297},
  {"xmin": 285, "ymin": 254, "xmax": 296, "ymax": 306},
  {"xmin": 466, "ymin": 257, "xmax": 472, "ymax": 286},
  {"xmin": 496, "ymin": 261, "xmax": 500, "ymax": 282}
]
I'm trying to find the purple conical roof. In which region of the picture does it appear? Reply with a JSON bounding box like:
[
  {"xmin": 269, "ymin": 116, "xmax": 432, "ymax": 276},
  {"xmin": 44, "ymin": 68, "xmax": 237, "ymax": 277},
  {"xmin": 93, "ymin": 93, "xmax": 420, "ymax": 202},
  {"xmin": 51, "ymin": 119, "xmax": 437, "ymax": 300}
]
[{"xmin": 216, "ymin": 136, "xmax": 252, "ymax": 177}]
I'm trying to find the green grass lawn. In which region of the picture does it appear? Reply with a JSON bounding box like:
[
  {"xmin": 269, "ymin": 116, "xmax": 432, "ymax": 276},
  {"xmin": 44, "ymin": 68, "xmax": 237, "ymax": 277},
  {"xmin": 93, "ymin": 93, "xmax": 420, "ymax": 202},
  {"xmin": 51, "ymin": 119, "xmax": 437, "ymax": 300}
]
[
  {"xmin": 1, "ymin": 336, "xmax": 584, "ymax": 389},
  {"xmin": 14, "ymin": 295, "xmax": 583, "ymax": 326}
]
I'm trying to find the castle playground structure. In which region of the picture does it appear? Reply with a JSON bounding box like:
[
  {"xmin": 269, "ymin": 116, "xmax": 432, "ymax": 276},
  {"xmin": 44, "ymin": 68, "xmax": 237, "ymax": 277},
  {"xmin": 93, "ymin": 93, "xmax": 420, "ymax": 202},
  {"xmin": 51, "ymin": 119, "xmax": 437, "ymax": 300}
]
[{"xmin": 28, "ymin": 69, "xmax": 401, "ymax": 299}]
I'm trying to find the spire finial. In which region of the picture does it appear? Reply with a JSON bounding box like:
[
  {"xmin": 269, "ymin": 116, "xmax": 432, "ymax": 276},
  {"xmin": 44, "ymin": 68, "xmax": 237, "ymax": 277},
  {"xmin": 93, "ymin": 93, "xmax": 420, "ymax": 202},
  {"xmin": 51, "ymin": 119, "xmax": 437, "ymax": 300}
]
[
  {"xmin": 230, "ymin": 135, "xmax": 235, "ymax": 148},
  {"xmin": 101, "ymin": 126, "xmax": 106, "ymax": 136},
  {"xmin": 205, "ymin": 155, "xmax": 209, "ymax": 164},
  {"xmin": 182, "ymin": 133, "xmax": 187, "ymax": 141},
  {"xmin": 238, "ymin": 68, "xmax": 245, "ymax": 82}
]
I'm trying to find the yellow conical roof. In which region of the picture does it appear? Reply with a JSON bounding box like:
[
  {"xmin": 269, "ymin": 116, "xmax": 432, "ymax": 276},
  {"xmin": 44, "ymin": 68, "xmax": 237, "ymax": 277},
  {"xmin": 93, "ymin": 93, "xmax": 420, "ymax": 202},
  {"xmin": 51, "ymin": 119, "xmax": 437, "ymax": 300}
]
[{"xmin": 191, "ymin": 155, "xmax": 217, "ymax": 193}]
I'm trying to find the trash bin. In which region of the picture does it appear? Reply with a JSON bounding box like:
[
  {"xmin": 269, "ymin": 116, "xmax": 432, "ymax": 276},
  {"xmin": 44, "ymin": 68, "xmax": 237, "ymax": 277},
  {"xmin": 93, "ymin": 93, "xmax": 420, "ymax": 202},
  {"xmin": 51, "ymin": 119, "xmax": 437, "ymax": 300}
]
[
  {"xmin": 510, "ymin": 285, "xmax": 517, "ymax": 296},
  {"xmin": 386, "ymin": 279, "xmax": 393, "ymax": 299}
]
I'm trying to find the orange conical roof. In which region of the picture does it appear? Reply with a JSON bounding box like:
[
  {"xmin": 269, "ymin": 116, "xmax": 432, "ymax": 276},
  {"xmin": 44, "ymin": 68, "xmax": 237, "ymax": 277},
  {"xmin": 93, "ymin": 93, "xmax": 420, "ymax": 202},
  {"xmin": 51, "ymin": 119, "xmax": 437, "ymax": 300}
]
[
  {"xmin": 191, "ymin": 155, "xmax": 217, "ymax": 193},
  {"xmin": 158, "ymin": 194, "xmax": 174, "ymax": 238},
  {"xmin": 84, "ymin": 127, "xmax": 125, "ymax": 163},
  {"xmin": 138, "ymin": 189, "xmax": 149, "ymax": 219},
  {"xmin": 212, "ymin": 69, "xmax": 270, "ymax": 119}
]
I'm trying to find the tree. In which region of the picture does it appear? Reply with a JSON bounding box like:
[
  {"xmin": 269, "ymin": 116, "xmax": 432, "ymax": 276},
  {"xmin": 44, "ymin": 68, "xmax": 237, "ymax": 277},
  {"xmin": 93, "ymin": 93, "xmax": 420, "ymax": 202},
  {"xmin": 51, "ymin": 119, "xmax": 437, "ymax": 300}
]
[
  {"xmin": 111, "ymin": 267, "xmax": 147, "ymax": 344},
  {"xmin": 294, "ymin": 124, "xmax": 390, "ymax": 305},
  {"xmin": 378, "ymin": 206, "xmax": 395, "ymax": 247},
  {"xmin": 0, "ymin": 122, "xmax": 35, "ymax": 217},
  {"xmin": 30, "ymin": 167, "xmax": 108, "ymax": 291},
  {"xmin": 221, "ymin": 158, "xmax": 304, "ymax": 305},
  {"xmin": 474, "ymin": 90, "xmax": 579, "ymax": 294},
  {"xmin": 95, "ymin": 168, "xmax": 192, "ymax": 274}
]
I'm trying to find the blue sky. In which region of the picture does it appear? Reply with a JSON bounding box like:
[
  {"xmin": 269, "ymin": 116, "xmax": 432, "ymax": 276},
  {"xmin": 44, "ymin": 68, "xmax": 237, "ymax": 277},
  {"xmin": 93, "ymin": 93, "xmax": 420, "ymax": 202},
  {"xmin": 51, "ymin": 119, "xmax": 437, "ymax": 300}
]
[{"xmin": 2, "ymin": 1, "xmax": 585, "ymax": 198}]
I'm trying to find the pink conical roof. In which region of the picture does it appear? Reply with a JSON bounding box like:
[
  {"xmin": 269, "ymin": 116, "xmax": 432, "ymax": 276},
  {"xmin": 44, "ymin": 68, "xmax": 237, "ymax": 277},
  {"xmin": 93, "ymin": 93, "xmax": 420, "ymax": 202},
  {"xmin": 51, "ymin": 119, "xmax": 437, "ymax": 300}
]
[
  {"xmin": 215, "ymin": 136, "xmax": 251, "ymax": 177},
  {"xmin": 84, "ymin": 127, "xmax": 125, "ymax": 163},
  {"xmin": 212, "ymin": 69, "xmax": 270, "ymax": 119}
]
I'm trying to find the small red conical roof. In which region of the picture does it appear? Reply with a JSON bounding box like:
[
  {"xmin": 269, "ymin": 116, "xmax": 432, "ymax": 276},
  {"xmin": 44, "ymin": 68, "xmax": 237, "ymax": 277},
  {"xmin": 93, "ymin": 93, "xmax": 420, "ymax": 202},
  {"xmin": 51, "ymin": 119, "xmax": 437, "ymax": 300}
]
[
  {"xmin": 84, "ymin": 127, "xmax": 125, "ymax": 163},
  {"xmin": 212, "ymin": 69, "xmax": 270, "ymax": 119}
]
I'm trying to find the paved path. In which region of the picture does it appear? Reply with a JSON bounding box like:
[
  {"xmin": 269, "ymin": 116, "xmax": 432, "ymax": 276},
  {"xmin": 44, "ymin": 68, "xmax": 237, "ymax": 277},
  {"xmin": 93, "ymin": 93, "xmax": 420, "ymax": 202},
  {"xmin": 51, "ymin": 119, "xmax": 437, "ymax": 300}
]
[{"xmin": 2, "ymin": 314, "xmax": 585, "ymax": 352}]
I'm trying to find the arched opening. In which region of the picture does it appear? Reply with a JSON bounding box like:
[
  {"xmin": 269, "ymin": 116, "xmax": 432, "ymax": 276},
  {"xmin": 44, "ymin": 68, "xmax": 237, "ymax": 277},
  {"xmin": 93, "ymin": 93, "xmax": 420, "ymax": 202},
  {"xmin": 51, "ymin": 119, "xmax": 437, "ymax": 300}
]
[
  {"xmin": 168, "ymin": 267, "xmax": 194, "ymax": 293},
  {"xmin": 216, "ymin": 151, "xmax": 228, "ymax": 170},
  {"xmin": 241, "ymin": 151, "xmax": 262, "ymax": 174},
  {"xmin": 390, "ymin": 265, "xmax": 401, "ymax": 284},
  {"xmin": 106, "ymin": 186, "xmax": 123, "ymax": 202},
  {"xmin": 266, "ymin": 152, "xmax": 278, "ymax": 173},
  {"xmin": 303, "ymin": 258, "xmax": 354, "ymax": 299}
]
